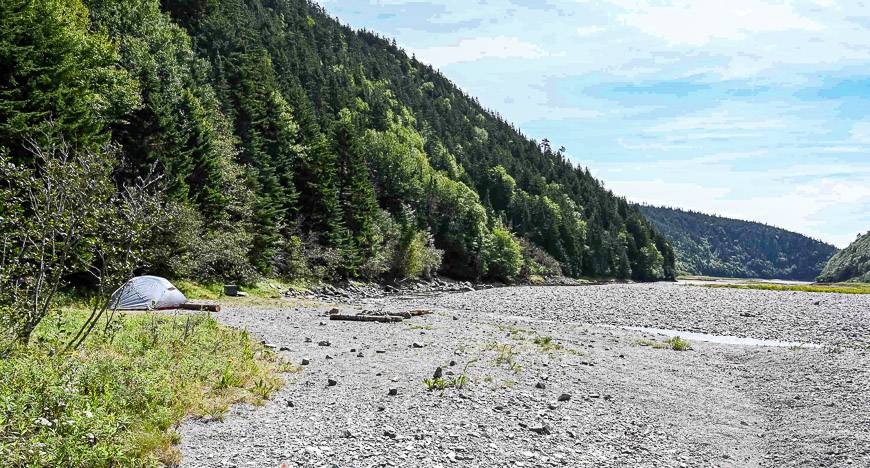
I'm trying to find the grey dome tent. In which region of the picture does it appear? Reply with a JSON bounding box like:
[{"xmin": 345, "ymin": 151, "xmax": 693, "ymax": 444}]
[{"xmin": 110, "ymin": 276, "xmax": 187, "ymax": 310}]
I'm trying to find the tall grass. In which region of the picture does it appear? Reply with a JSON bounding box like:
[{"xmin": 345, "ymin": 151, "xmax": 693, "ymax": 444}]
[
  {"xmin": 701, "ymin": 282, "xmax": 870, "ymax": 295},
  {"xmin": 0, "ymin": 311, "xmax": 294, "ymax": 466}
]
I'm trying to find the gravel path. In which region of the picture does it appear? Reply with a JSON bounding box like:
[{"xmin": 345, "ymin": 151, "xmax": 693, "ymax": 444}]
[{"xmin": 179, "ymin": 282, "xmax": 870, "ymax": 467}]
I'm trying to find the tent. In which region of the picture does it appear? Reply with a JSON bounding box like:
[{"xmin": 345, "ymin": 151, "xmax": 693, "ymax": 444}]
[{"xmin": 110, "ymin": 276, "xmax": 187, "ymax": 310}]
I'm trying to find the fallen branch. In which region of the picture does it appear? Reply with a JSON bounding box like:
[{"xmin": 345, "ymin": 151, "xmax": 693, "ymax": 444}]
[
  {"xmin": 178, "ymin": 302, "xmax": 221, "ymax": 312},
  {"xmin": 329, "ymin": 314, "xmax": 403, "ymax": 323}
]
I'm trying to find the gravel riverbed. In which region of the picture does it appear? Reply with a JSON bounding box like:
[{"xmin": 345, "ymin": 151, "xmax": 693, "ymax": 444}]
[{"xmin": 179, "ymin": 282, "xmax": 870, "ymax": 467}]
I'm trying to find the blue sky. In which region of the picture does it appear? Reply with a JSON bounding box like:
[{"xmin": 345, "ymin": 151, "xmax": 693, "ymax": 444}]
[{"xmin": 318, "ymin": 0, "xmax": 870, "ymax": 247}]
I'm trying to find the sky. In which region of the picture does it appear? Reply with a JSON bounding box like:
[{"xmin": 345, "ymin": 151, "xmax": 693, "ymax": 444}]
[{"xmin": 317, "ymin": 0, "xmax": 870, "ymax": 247}]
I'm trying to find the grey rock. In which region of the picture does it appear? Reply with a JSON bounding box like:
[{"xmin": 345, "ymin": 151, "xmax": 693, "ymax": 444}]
[{"xmin": 529, "ymin": 424, "xmax": 551, "ymax": 435}]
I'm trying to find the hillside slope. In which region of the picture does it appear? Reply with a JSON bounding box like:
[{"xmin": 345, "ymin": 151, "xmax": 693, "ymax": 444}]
[
  {"xmin": 0, "ymin": 0, "xmax": 675, "ymax": 283},
  {"xmin": 818, "ymin": 232, "xmax": 870, "ymax": 282},
  {"xmin": 638, "ymin": 205, "xmax": 837, "ymax": 280}
]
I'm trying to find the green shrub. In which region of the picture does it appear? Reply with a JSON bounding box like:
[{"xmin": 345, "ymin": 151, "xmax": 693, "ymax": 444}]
[
  {"xmin": 518, "ymin": 237, "xmax": 562, "ymax": 278},
  {"xmin": 359, "ymin": 210, "xmax": 400, "ymax": 281},
  {"xmin": 484, "ymin": 227, "xmax": 523, "ymax": 280},
  {"xmin": 394, "ymin": 230, "xmax": 443, "ymax": 279},
  {"xmin": 144, "ymin": 202, "xmax": 258, "ymax": 285}
]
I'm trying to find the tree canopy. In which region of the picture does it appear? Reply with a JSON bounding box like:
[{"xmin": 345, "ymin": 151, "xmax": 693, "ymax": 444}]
[{"xmin": 0, "ymin": 0, "xmax": 677, "ymax": 284}]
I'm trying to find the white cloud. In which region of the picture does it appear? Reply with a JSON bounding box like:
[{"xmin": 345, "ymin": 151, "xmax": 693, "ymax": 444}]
[
  {"xmin": 649, "ymin": 111, "xmax": 785, "ymax": 133},
  {"xmin": 412, "ymin": 36, "xmax": 552, "ymax": 67},
  {"xmin": 849, "ymin": 121, "xmax": 870, "ymax": 144},
  {"xmin": 576, "ymin": 26, "xmax": 605, "ymax": 37},
  {"xmin": 611, "ymin": 0, "xmax": 823, "ymax": 46}
]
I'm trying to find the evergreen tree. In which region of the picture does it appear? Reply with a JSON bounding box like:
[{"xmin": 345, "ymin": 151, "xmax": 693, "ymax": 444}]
[
  {"xmin": 332, "ymin": 108, "xmax": 379, "ymax": 274},
  {"xmin": 0, "ymin": 0, "xmax": 138, "ymax": 157}
]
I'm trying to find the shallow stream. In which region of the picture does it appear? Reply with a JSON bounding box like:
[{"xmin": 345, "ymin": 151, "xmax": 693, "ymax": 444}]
[{"xmin": 620, "ymin": 325, "xmax": 821, "ymax": 348}]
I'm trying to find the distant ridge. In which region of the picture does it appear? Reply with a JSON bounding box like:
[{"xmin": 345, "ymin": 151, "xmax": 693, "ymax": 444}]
[
  {"xmin": 818, "ymin": 231, "xmax": 870, "ymax": 282},
  {"xmin": 637, "ymin": 205, "xmax": 838, "ymax": 280}
]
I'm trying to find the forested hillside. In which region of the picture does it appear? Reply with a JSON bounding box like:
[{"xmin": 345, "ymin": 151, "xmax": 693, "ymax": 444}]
[
  {"xmin": 0, "ymin": 0, "xmax": 675, "ymax": 288},
  {"xmin": 638, "ymin": 205, "xmax": 837, "ymax": 280},
  {"xmin": 818, "ymin": 231, "xmax": 870, "ymax": 282}
]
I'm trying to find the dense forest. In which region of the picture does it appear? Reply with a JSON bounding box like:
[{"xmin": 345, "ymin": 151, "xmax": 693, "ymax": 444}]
[
  {"xmin": 0, "ymin": 0, "xmax": 676, "ymax": 307},
  {"xmin": 638, "ymin": 205, "xmax": 837, "ymax": 280},
  {"xmin": 818, "ymin": 231, "xmax": 870, "ymax": 283}
]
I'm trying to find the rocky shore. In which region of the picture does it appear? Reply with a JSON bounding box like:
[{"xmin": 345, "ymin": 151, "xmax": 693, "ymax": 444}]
[{"xmin": 179, "ymin": 282, "xmax": 869, "ymax": 467}]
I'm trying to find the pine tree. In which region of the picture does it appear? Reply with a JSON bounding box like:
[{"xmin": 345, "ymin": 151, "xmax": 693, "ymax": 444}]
[
  {"xmin": 0, "ymin": 0, "xmax": 139, "ymax": 157},
  {"xmin": 332, "ymin": 108, "xmax": 379, "ymax": 274}
]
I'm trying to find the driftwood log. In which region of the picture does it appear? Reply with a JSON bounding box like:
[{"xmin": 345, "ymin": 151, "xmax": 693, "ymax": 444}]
[
  {"xmin": 361, "ymin": 309, "xmax": 433, "ymax": 319},
  {"xmin": 406, "ymin": 309, "xmax": 433, "ymax": 317},
  {"xmin": 329, "ymin": 314, "xmax": 403, "ymax": 323},
  {"xmin": 178, "ymin": 302, "xmax": 221, "ymax": 312}
]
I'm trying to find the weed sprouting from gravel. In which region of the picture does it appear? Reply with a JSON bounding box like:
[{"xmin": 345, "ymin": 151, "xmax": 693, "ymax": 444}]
[
  {"xmin": 423, "ymin": 358, "xmax": 477, "ymax": 393},
  {"xmin": 666, "ymin": 336, "xmax": 692, "ymax": 351},
  {"xmin": 253, "ymin": 378, "xmax": 280, "ymax": 400},
  {"xmin": 493, "ymin": 344, "xmax": 517, "ymax": 364},
  {"xmin": 423, "ymin": 376, "xmax": 466, "ymax": 392},
  {"xmin": 423, "ymin": 377, "xmax": 450, "ymax": 391},
  {"xmin": 496, "ymin": 324, "xmax": 531, "ymax": 341},
  {"xmin": 533, "ymin": 335, "xmax": 561, "ymax": 351},
  {"xmin": 637, "ymin": 336, "xmax": 692, "ymax": 351}
]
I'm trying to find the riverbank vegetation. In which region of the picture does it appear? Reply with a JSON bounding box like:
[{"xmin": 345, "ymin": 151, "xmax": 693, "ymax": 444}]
[
  {"xmin": 700, "ymin": 282, "xmax": 870, "ymax": 295},
  {"xmin": 817, "ymin": 231, "xmax": 870, "ymax": 283},
  {"xmin": 0, "ymin": 309, "xmax": 291, "ymax": 466}
]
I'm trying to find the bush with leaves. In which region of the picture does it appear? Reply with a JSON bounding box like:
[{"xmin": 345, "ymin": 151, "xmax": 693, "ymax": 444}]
[
  {"xmin": 357, "ymin": 210, "xmax": 399, "ymax": 281},
  {"xmin": 483, "ymin": 226, "xmax": 523, "ymax": 281},
  {"xmin": 0, "ymin": 134, "xmax": 164, "ymax": 346},
  {"xmin": 518, "ymin": 237, "xmax": 562, "ymax": 278}
]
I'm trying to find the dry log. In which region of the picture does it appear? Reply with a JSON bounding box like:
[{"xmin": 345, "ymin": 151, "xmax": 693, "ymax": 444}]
[
  {"xmin": 406, "ymin": 309, "xmax": 432, "ymax": 316},
  {"xmin": 329, "ymin": 314, "xmax": 403, "ymax": 323},
  {"xmin": 178, "ymin": 302, "xmax": 221, "ymax": 312}
]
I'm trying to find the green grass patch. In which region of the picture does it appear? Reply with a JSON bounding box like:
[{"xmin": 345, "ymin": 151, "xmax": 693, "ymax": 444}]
[
  {"xmin": 0, "ymin": 311, "xmax": 296, "ymax": 466},
  {"xmin": 533, "ymin": 335, "xmax": 561, "ymax": 351},
  {"xmin": 495, "ymin": 324, "xmax": 531, "ymax": 341},
  {"xmin": 531, "ymin": 335, "xmax": 582, "ymax": 355},
  {"xmin": 484, "ymin": 343, "xmax": 523, "ymax": 373},
  {"xmin": 700, "ymin": 282, "xmax": 870, "ymax": 295},
  {"xmin": 637, "ymin": 336, "xmax": 692, "ymax": 351},
  {"xmin": 174, "ymin": 278, "xmax": 310, "ymax": 307}
]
